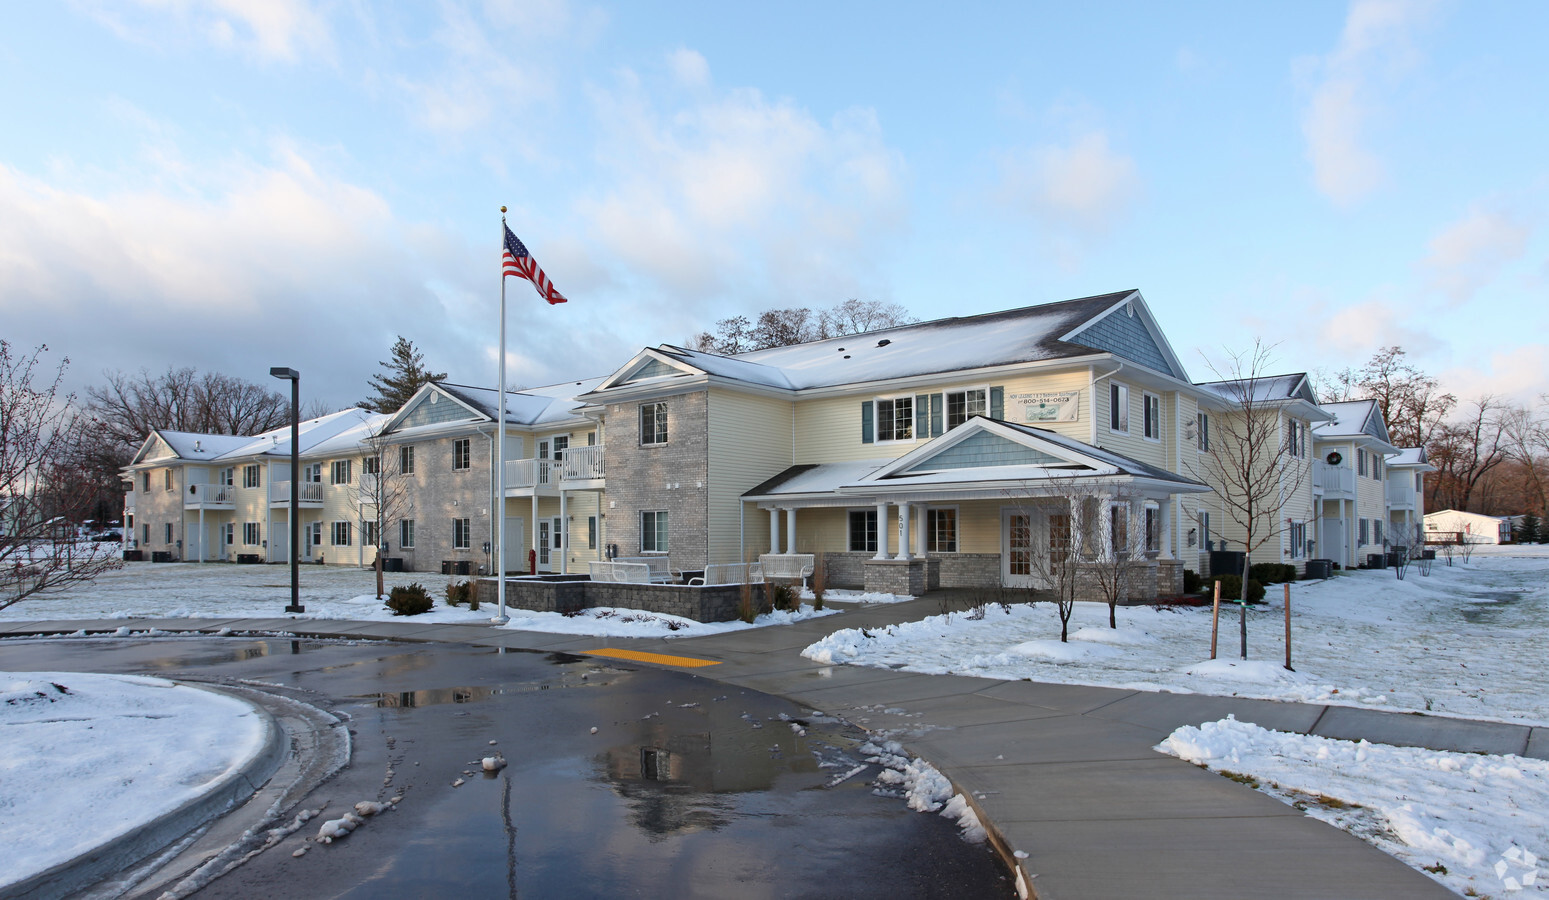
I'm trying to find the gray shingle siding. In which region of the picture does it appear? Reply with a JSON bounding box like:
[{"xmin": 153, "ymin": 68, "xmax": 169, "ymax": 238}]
[{"xmin": 1073, "ymin": 309, "xmax": 1171, "ymax": 375}]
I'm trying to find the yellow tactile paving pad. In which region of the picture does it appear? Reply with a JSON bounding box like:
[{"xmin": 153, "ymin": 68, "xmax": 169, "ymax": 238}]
[{"xmin": 582, "ymin": 648, "xmax": 722, "ymax": 668}]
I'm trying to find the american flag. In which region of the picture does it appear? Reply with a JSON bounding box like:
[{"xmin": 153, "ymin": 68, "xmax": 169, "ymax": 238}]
[{"xmin": 502, "ymin": 224, "xmax": 568, "ymax": 305}]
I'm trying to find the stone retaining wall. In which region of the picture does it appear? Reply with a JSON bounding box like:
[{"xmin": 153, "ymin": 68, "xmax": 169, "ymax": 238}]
[{"xmin": 476, "ymin": 575, "xmax": 745, "ymax": 622}]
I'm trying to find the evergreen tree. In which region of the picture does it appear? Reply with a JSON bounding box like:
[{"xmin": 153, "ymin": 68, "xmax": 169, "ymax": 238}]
[
  {"xmin": 1516, "ymin": 512, "xmax": 1541, "ymax": 545},
  {"xmin": 361, "ymin": 337, "xmax": 447, "ymax": 413}
]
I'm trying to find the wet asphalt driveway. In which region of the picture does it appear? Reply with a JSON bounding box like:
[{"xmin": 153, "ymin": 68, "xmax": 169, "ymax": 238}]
[{"xmin": 3, "ymin": 636, "xmax": 1011, "ymax": 899}]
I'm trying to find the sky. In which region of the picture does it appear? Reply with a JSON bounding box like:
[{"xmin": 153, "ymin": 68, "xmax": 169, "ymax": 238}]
[{"xmin": 2, "ymin": 1, "xmax": 1545, "ymax": 413}]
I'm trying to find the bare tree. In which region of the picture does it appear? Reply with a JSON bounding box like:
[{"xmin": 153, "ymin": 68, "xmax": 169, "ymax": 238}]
[
  {"xmin": 1188, "ymin": 343, "xmax": 1311, "ymax": 659},
  {"xmin": 816, "ymin": 299, "xmax": 918, "ymax": 338},
  {"xmin": 692, "ymin": 300, "xmax": 918, "ymax": 355},
  {"xmin": 1429, "ymin": 396, "xmax": 1508, "ymax": 512},
  {"xmin": 1, "ymin": 342, "xmax": 122, "ymax": 610},
  {"xmin": 353, "ymin": 424, "xmax": 413, "ymax": 599}
]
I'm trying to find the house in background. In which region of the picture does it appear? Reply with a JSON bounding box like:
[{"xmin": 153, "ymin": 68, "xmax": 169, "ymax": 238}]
[
  {"xmin": 1312, "ymin": 400, "xmax": 1399, "ymax": 569},
  {"xmin": 1424, "ymin": 509, "xmax": 1512, "ymax": 545},
  {"xmin": 1386, "ymin": 447, "xmax": 1433, "ymax": 548}
]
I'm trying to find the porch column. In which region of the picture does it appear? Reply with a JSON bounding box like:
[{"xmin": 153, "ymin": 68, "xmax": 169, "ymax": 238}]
[
  {"xmin": 1069, "ymin": 496, "xmax": 1085, "ymax": 558},
  {"xmin": 198, "ymin": 506, "xmax": 205, "ymax": 564},
  {"xmin": 1159, "ymin": 496, "xmax": 1173, "ymax": 559},
  {"xmin": 874, "ymin": 502, "xmax": 889, "ymax": 560},
  {"xmin": 532, "ymin": 494, "xmax": 539, "ymax": 569},
  {"xmin": 769, "ymin": 508, "xmax": 781, "ymax": 554},
  {"xmin": 896, "ymin": 503, "xmax": 912, "ymax": 561},
  {"xmin": 558, "ymin": 490, "xmax": 569, "ymax": 575},
  {"xmin": 1099, "ymin": 493, "xmax": 1115, "ymax": 560},
  {"xmin": 915, "ymin": 506, "xmax": 928, "ymax": 557},
  {"xmin": 785, "ymin": 507, "xmax": 797, "ymax": 556}
]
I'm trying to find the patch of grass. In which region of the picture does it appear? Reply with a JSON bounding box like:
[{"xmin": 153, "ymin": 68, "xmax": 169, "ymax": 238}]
[
  {"xmin": 1422, "ymin": 862, "xmax": 1448, "ymax": 876},
  {"xmin": 1219, "ymin": 770, "xmax": 1260, "ymax": 788}
]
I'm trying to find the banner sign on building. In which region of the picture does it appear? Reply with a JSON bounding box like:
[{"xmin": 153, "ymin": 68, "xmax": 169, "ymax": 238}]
[{"xmin": 1010, "ymin": 390, "xmax": 1081, "ymax": 423}]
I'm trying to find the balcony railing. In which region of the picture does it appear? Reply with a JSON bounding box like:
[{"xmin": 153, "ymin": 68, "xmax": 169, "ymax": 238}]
[
  {"xmin": 1314, "ymin": 462, "xmax": 1355, "ymax": 497},
  {"xmin": 269, "ymin": 480, "xmax": 325, "ymax": 506},
  {"xmin": 504, "ymin": 458, "xmax": 554, "ymax": 491},
  {"xmin": 1387, "ymin": 480, "xmax": 1416, "ymax": 510},
  {"xmin": 185, "ymin": 483, "xmax": 236, "ymax": 508},
  {"xmin": 559, "ymin": 445, "xmax": 605, "ymax": 481}
]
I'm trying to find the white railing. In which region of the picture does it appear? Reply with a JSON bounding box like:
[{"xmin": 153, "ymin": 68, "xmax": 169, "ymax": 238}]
[
  {"xmin": 269, "ymin": 480, "xmax": 325, "ymax": 504},
  {"xmin": 1387, "ymin": 480, "xmax": 1416, "ymax": 509},
  {"xmin": 588, "ymin": 560, "xmax": 652, "ymax": 583},
  {"xmin": 185, "ymin": 483, "xmax": 235, "ymax": 506},
  {"xmin": 1315, "ymin": 462, "xmax": 1355, "ymax": 496},
  {"xmin": 688, "ymin": 562, "xmax": 763, "ymax": 586},
  {"xmin": 503, "ymin": 458, "xmax": 555, "ymax": 491},
  {"xmin": 759, "ymin": 553, "xmax": 815, "ymax": 587},
  {"xmin": 559, "ymin": 445, "xmax": 605, "ymax": 481}
]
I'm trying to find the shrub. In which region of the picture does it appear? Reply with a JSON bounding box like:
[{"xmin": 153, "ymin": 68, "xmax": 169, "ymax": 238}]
[
  {"xmin": 387, "ymin": 583, "xmax": 433, "ymax": 616},
  {"xmin": 738, "ymin": 579, "xmax": 757, "ymax": 624},
  {"xmin": 1182, "ymin": 569, "xmax": 1202, "ymax": 594},
  {"xmin": 445, "ymin": 579, "xmax": 479, "ymax": 609},
  {"xmin": 1248, "ymin": 563, "xmax": 1297, "ymax": 585},
  {"xmin": 1210, "ymin": 575, "xmax": 1265, "ymax": 603},
  {"xmin": 810, "ymin": 553, "xmax": 826, "ymax": 611},
  {"xmin": 768, "ymin": 581, "xmax": 797, "ymax": 612}
]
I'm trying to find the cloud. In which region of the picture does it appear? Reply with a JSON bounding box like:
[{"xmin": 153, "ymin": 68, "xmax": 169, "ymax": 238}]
[
  {"xmin": 993, "ymin": 130, "xmax": 1141, "ymax": 267},
  {"xmin": 75, "ymin": 0, "xmax": 335, "ymax": 63},
  {"xmin": 668, "ymin": 47, "xmax": 709, "ymax": 88},
  {"xmin": 576, "ymin": 69, "xmax": 907, "ymax": 315},
  {"xmin": 1300, "ymin": 0, "xmax": 1437, "ymax": 206},
  {"xmin": 1437, "ymin": 345, "xmax": 1549, "ymax": 406},
  {"xmin": 1421, "ymin": 207, "xmax": 1531, "ymax": 303}
]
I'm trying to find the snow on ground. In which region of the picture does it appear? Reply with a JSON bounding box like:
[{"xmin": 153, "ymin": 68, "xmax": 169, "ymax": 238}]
[
  {"xmin": 1158, "ymin": 717, "xmax": 1547, "ymax": 897},
  {"xmin": 0, "ymin": 561, "xmax": 837, "ymax": 638},
  {"xmin": 801, "ymin": 588, "xmax": 916, "ymax": 605},
  {"xmin": 0, "ymin": 671, "xmax": 267, "ymax": 889},
  {"xmin": 804, "ymin": 554, "xmax": 1549, "ymax": 726}
]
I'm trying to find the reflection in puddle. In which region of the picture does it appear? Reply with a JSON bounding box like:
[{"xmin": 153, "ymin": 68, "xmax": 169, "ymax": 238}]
[{"xmin": 363, "ymin": 685, "xmax": 504, "ymax": 708}]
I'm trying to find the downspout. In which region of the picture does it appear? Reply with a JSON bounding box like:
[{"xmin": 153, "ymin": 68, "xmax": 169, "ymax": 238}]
[
  {"xmin": 1089, "ymin": 362, "xmax": 1125, "ymax": 446},
  {"xmin": 475, "ymin": 424, "xmax": 495, "ymax": 576}
]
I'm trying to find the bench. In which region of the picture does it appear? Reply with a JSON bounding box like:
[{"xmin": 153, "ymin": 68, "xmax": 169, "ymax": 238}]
[
  {"xmin": 687, "ymin": 562, "xmax": 763, "ymax": 586},
  {"xmin": 589, "ymin": 557, "xmax": 676, "ymax": 584},
  {"xmin": 758, "ymin": 553, "xmax": 814, "ymax": 588}
]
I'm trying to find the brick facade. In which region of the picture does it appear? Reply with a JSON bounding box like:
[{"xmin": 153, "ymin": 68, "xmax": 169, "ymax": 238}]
[
  {"xmin": 604, "ymin": 391, "xmax": 711, "ymax": 570},
  {"xmin": 391, "ymin": 433, "xmax": 493, "ymax": 574}
]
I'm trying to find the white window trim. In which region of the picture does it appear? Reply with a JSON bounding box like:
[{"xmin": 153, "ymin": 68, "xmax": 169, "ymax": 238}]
[
  {"xmin": 1142, "ymin": 392, "xmax": 1162, "ymax": 442},
  {"xmin": 1196, "ymin": 412, "xmax": 1210, "ymax": 453},
  {"xmin": 400, "ymin": 519, "xmax": 415, "ymax": 549},
  {"xmin": 641, "ymin": 509, "xmax": 669, "ymax": 553},
  {"xmin": 640, "ymin": 402, "xmax": 669, "ymax": 446},
  {"xmin": 1109, "ymin": 383, "xmax": 1130, "ymax": 434},
  {"xmin": 926, "ymin": 505, "xmax": 960, "ymax": 554},
  {"xmin": 847, "ymin": 508, "xmax": 878, "ymax": 553},
  {"xmin": 873, "ymin": 393, "xmax": 917, "ymax": 444},
  {"xmin": 944, "ymin": 387, "xmax": 990, "ymax": 432}
]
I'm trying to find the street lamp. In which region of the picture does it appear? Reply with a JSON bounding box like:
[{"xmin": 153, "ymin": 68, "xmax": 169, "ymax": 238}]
[{"xmin": 270, "ymin": 367, "xmax": 304, "ymax": 614}]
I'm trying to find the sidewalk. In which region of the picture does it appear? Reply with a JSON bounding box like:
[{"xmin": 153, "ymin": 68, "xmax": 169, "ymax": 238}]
[{"xmin": 7, "ymin": 599, "xmax": 1541, "ymax": 899}]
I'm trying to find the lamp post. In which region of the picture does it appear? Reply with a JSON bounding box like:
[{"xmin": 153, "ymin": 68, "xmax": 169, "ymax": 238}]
[{"xmin": 270, "ymin": 367, "xmax": 304, "ymax": 614}]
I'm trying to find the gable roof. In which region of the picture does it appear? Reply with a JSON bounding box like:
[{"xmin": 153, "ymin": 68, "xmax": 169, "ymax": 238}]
[
  {"xmin": 591, "ymin": 290, "xmax": 1192, "ymax": 399},
  {"xmin": 1313, "ymin": 400, "xmax": 1394, "ymax": 446}
]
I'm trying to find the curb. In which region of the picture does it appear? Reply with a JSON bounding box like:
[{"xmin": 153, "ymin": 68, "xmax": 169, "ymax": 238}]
[{"xmin": 2, "ymin": 682, "xmax": 287, "ymax": 900}]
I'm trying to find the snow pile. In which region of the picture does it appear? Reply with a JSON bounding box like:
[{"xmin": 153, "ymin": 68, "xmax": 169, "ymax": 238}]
[
  {"xmin": 801, "ymin": 588, "xmax": 915, "ymax": 605},
  {"xmin": 494, "ymin": 603, "xmax": 841, "ymax": 638},
  {"xmin": 802, "ymin": 556, "xmax": 1549, "ymax": 725},
  {"xmin": 1158, "ymin": 717, "xmax": 1549, "ymax": 896},
  {"xmin": 0, "ymin": 672, "xmax": 268, "ymax": 888},
  {"xmin": 863, "ymin": 740, "xmax": 986, "ymax": 843}
]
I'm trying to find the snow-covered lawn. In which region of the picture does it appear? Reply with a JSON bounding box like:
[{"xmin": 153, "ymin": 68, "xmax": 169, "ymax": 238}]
[
  {"xmin": 0, "ymin": 672, "xmax": 268, "ymax": 890},
  {"xmin": 0, "ymin": 560, "xmax": 837, "ymax": 638},
  {"xmin": 1159, "ymin": 717, "xmax": 1547, "ymax": 897},
  {"xmin": 803, "ymin": 554, "xmax": 1549, "ymax": 726}
]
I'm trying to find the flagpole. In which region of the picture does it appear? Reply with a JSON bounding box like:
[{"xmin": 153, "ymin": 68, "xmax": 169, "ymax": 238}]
[{"xmin": 493, "ymin": 207, "xmax": 510, "ymax": 625}]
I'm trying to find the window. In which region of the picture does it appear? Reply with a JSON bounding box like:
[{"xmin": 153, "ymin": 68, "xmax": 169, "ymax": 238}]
[
  {"xmin": 332, "ymin": 521, "xmax": 352, "ymax": 546},
  {"xmin": 399, "ymin": 519, "xmax": 415, "ymax": 549},
  {"xmin": 243, "ymin": 522, "xmax": 261, "ymax": 545},
  {"xmin": 587, "ymin": 516, "xmax": 597, "ymax": 549},
  {"xmin": 165, "ymin": 522, "xmax": 174, "ymax": 544},
  {"xmin": 1358, "ymin": 518, "xmax": 1369, "ymax": 546},
  {"xmin": 452, "ymin": 438, "xmax": 471, "ymax": 470},
  {"xmin": 587, "ymin": 431, "xmax": 597, "ymax": 446},
  {"xmin": 219, "ymin": 468, "xmax": 234, "ymax": 486},
  {"xmin": 164, "ymin": 469, "xmax": 174, "ymax": 491},
  {"xmin": 1196, "ymin": 413, "xmax": 1210, "ymax": 452},
  {"xmin": 926, "ymin": 508, "xmax": 957, "ymax": 553},
  {"xmin": 142, "ymin": 523, "xmax": 150, "ymax": 545},
  {"xmin": 1415, "ymin": 473, "xmax": 1423, "ymax": 492},
  {"xmin": 641, "ymin": 510, "xmax": 668, "ymax": 553},
  {"xmin": 1198, "ymin": 511, "xmax": 1211, "ymax": 550},
  {"xmin": 1109, "ymin": 383, "xmax": 1129, "ymax": 433},
  {"xmin": 361, "ymin": 520, "xmax": 380, "ymax": 548},
  {"xmin": 1357, "ymin": 449, "xmax": 1367, "ymax": 476},
  {"xmin": 848, "ymin": 509, "xmax": 878, "ymax": 553},
  {"xmin": 552, "ymin": 435, "xmax": 569, "ymax": 461},
  {"xmin": 1110, "ymin": 505, "xmax": 1128, "ymax": 552},
  {"xmin": 453, "ymin": 517, "xmax": 471, "ymax": 550},
  {"xmin": 945, "ymin": 389, "xmax": 987, "ymax": 431},
  {"xmin": 876, "ymin": 396, "xmax": 914, "ymax": 442},
  {"xmin": 399, "ymin": 445, "xmax": 415, "ymax": 474},
  {"xmin": 1289, "ymin": 521, "xmax": 1307, "ymax": 559},
  {"xmin": 244, "ymin": 465, "xmax": 262, "ymax": 488},
  {"xmin": 640, "ymin": 402, "xmax": 668, "ymax": 445},
  {"xmin": 222, "ymin": 523, "xmax": 233, "ymax": 546},
  {"xmin": 1373, "ymin": 519, "xmax": 1384, "ymax": 545},
  {"xmin": 1373, "ymin": 456, "xmax": 1383, "ymax": 479},
  {"xmin": 1143, "ymin": 393, "xmax": 1162, "ymax": 440},
  {"xmin": 303, "ymin": 463, "xmax": 322, "ymax": 483},
  {"xmin": 307, "ymin": 522, "xmax": 322, "ymax": 549},
  {"xmin": 331, "ymin": 459, "xmax": 352, "ymax": 484},
  {"xmin": 1144, "ymin": 506, "xmax": 1160, "ymax": 553},
  {"xmin": 362, "ymin": 455, "xmax": 380, "ymax": 476},
  {"xmin": 1287, "ymin": 419, "xmax": 1306, "ymax": 459},
  {"xmin": 141, "ymin": 472, "xmax": 151, "ymax": 492}
]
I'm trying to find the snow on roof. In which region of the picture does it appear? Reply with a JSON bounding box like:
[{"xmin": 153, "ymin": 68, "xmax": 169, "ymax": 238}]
[
  {"xmin": 672, "ymin": 291, "xmax": 1136, "ymax": 393},
  {"xmin": 440, "ymin": 377, "xmax": 607, "ymax": 427},
  {"xmin": 1389, "ymin": 447, "xmax": 1428, "ymax": 466},
  {"xmin": 1313, "ymin": 399, "xmax": 1387, "ymax": 440},
  {"xmin": 1195, "ymin": 373, "xmax": 1310, "ymax": 404},
  {"xmin": 995, "ymin": 421, "xmax": 1209, "ymax": 486},
  {"xmin": 239, "ymin": 407, "xmax": 382, "ymax": 459},
  {"xmin": 153, "ymin": 431, "xmax": 253, "ymax": 459},
  {"xmin": 743, "ymin": 460, "xmax": 892, "ymax": 498}
]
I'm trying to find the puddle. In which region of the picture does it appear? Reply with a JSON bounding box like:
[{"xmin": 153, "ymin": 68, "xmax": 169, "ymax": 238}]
[{"xmin": 1460, "ymin": 591, "xmax": 1523, "ymax": 624}]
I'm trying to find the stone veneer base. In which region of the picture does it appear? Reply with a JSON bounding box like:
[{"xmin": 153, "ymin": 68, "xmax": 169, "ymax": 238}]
[{"xmin": 476, "ymin": 575, "xmax": 747, "ymax": 623}]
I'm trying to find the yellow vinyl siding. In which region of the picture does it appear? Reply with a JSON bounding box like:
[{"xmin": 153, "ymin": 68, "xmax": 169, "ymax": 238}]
[{"xmin": 707, "ymin": 389, "xmax": 795, "ymax": 564}]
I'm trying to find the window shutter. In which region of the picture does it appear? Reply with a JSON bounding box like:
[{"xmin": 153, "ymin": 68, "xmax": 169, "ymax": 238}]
[
  {"xmin": 915, "ymin": 395, "xmax": 929, "ymax": 438},
  {"xmin": 861, "ymin": 401, "xmax": 874, "ymax": 444},
  {"xmin": 990, "ymin": 386, "xmax": 1004, "ymax": 420},
  {"xmin": 930, "ymin": 393, "xmax": 943, "ymax": 437}
]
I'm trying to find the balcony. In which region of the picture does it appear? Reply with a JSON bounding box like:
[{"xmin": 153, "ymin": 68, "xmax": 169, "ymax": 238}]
[
  {"xmin": 1314, "ymin": 461, "xmax": 1355, "ymax": 499},
  {"xmin": 504, "ymin": 446, "xmax": 606, "ymax": 496},
  {"xmin": 1387, "ymin": 479, "xmax": 1416, "ymax": 511},
  {"xmin": 268, "ymin": 480, "xmax": 325, "ymax": 508},
  {"xmin": 184, "ymin": 483, "xmax": 236, "ymax": 510},
  {"xmin": 124, "ymin": 492, "xmax": 137, "ymax": 515}
]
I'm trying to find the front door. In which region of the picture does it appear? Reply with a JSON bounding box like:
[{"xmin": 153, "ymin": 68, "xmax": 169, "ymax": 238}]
[
  {"xmin": 1321, "ymin": 516, "xmax": 1346, "ymax": 567},
  {"xmin": 538, "ymin": 520, "xmax": 551, "ymax": 569},
  {"xmin": 303, "ymin": 522, "xmax": 321, "ymax": 561},
  {"xmin": 502, "ymin": 516, "xmax": 525, "ymax": 574},
  {"xmin": 1001, "ymin": 508, "xmax": 1036, "ymax": 588}
]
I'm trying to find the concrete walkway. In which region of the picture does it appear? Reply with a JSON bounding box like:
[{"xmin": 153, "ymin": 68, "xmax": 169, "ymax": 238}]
[{"xmin": 6, "ymin": 599, "xmax": 1543, "ymax": 900}]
